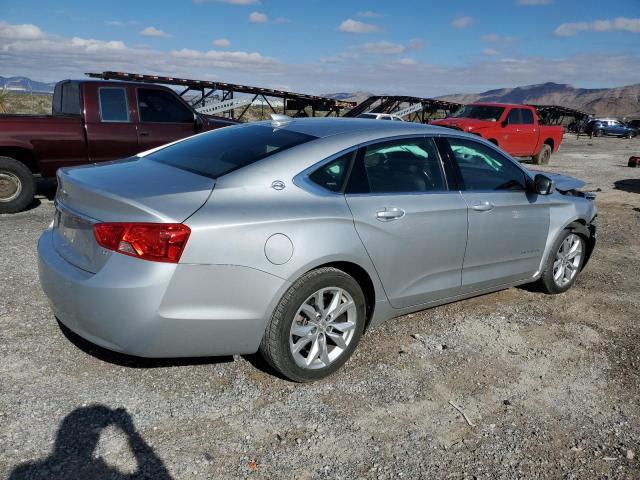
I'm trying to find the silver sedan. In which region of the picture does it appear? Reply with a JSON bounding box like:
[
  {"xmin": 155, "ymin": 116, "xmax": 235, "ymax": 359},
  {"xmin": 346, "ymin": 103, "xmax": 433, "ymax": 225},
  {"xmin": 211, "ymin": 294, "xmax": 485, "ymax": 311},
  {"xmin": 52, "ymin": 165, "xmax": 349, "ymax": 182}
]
[{"xmin": 38, "ymin": 117, "xmax": 597, "ymax": 382}]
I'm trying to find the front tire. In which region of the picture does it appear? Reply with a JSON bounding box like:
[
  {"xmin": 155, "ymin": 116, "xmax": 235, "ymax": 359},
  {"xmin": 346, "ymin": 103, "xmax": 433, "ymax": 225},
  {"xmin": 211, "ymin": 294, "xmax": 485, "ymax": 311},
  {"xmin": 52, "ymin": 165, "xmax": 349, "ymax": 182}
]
[
  {"xmin": 536, "ymin": 230, "xmax": 586, "ymax": 294},
  {"xmin": 0, "ymin": 156, "xmax": 36, "ymax": 214},
  {"xmin": 532, "ymin": 144, "xmax": 552, "ymax": 165},
  {"xmin": 259, "ymin": 267, "xmax": 366, "ymax": 382}
]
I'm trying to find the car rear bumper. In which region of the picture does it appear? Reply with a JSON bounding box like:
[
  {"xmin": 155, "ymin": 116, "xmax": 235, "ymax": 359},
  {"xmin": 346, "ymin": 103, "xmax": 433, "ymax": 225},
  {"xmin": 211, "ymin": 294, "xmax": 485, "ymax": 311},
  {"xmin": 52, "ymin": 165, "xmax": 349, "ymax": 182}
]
[{"xmin": 38, "ymin": 229, "xmax": 288, "ymax": 358}]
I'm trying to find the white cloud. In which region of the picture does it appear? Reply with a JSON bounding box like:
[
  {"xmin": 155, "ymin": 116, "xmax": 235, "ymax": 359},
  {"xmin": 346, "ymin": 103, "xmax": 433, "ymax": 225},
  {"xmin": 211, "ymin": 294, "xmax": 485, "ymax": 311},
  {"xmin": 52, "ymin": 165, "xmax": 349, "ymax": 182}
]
[
  {"xmin": 517, "ymin": 0, "xmax": 552, "ymax": 4},
  {"xmin": 451, "ymin": 16, "xmax": 473, "ymax": 29},
  {"xmin": 213, "ymin": 38, "xmax": 231, "ymax": 48},
  {"xmin": 339, "ymin": 19, "xmax": 381, "ymax": 33},
  {"xmin": 482, "ymin": 48, "xmax": 500, "ymax": 56},
  {"xmin": 359, "ymin": 41, "xmax": 406, "ymax": 55},
  {"xmin": 139, "ymin": 26, "xmax": 170, "ymax": 38},
  {"xmin": 249, "ymin": 11, "xmax": 268, "ymax": 23},
  {"xmin": 0, "ymin": 21, "xmax": 45, "ymax": 40},
  {"xmin": 398, "ymin": 58, "xmax": 417, "ymax": 66},
  {"xmin": 555, "ymin": 17, "xmax": 640, "ymax": 36},
  {"xmin": 356, "ymin": 11, "xmax": 382, "ymax": 18},
  {"xmin": 105, "ymin": 20, "xmax": 125, "ymax": 27}
]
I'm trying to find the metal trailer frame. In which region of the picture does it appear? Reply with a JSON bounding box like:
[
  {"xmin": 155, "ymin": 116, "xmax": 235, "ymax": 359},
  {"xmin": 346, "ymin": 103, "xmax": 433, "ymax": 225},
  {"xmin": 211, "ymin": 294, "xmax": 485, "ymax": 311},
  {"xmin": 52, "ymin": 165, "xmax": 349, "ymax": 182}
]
[
  {"xmin": 527, "ymin": 104, "xmax": 593, "ymax": 126},
  {"xmin": 342, "ymin": 95, "xmax": 462, "ymax": 123},
  {"xmin": 85, "ymin": 71, "xmax": 356, "ymax": 121}
]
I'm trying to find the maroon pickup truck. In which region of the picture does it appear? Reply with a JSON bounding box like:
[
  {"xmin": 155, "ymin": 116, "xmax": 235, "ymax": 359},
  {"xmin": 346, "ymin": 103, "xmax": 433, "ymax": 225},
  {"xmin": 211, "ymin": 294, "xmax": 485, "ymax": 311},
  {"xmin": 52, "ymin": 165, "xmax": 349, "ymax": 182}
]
[{"xmin": 0, "ymin": 79, "xmax": 237, "ymax": 213}]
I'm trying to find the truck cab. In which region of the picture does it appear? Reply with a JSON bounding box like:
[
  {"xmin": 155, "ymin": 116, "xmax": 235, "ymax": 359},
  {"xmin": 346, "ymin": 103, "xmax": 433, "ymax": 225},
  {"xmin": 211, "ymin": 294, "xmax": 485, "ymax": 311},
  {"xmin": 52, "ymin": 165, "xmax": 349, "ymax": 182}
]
[
  {"xmin": 431, "ymin": 103, "xmax": 564, "ymax": 164},
  {"xmin": 0, "ymin": 79, "xmax": 237, "ymax": 212}
]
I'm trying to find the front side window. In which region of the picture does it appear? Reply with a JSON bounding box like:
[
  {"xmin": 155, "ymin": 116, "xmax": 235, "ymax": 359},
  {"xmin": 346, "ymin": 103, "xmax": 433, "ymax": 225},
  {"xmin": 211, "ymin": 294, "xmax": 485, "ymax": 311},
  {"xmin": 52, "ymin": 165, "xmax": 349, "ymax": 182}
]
[
  {"xmin": 99, "ymin": 88, "xmax": 129, "ymax": 122},
  {"xmin": 137, "ymin": 88, "xmax": 194, "ymax": 123},
  {"xmin": 446, "ymin": 137, "xmax": 528, "ymax": 191},
  {"xmin": 506, "ymin": 109, "xmax": 522, "ymax": 125},
  {"xmin": 147, "ymin": 125, "xmax": 316, "ymax": 179},
  {"xmin": 348, "ymin": 138, "xmax": 446, "ymax": 194},
  {"xmin": 309, "ymin": 152, "xmax": 353, "ymax": 192}
]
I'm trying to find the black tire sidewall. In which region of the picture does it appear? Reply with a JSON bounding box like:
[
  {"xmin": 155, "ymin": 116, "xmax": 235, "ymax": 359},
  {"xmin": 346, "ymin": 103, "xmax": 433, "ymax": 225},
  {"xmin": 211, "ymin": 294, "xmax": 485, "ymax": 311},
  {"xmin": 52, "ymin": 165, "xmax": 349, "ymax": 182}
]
[
  {"xmin": 268, "ymin": 269, "xmax": 366, "ymax": 382},
  {"xmin": 0, "ymin": 156, "xmax": 35, "ymax": 214}
]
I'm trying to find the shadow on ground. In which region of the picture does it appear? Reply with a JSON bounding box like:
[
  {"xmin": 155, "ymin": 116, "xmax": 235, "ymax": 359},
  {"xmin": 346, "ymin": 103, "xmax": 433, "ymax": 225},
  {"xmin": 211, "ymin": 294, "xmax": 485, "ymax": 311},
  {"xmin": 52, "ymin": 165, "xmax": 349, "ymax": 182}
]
[
  {"xmin": 9, "ymin": 405, "xmax": 172, "ymax": 480},
  {"xmin": 614, "ymin": 179, "xmax": 640, "ymax": 194},
  {"xmin": 58, "ymin": 320, "xmax": 234, "ymax": 369}
]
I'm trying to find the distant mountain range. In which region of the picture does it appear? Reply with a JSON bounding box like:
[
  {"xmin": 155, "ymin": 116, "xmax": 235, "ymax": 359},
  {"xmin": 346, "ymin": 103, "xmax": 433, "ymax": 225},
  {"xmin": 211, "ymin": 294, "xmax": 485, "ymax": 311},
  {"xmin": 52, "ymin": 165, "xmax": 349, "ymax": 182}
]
[
  {"xmin": 437, "ymin": 82, "xmax": 640, "ymax": 118},
  {"xmin": 325, "ymin": 82, "xmax": 640, "ymax": 118},
  {"xmin": 3, "ymin": 75, "xmax": 638, "ymax": 118},
  {"xmin": 0, "ymin": 76, "xmax": 56, "ymax": 94}
]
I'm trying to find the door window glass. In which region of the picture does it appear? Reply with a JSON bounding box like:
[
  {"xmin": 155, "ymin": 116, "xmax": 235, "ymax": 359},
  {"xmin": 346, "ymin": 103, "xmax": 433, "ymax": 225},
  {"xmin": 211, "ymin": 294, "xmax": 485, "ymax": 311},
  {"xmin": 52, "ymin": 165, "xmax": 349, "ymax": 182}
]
[
  {"xmin": 138, "ymin": 88, "xmax": 194, "ymax": 123},
  {"xmin": 309, "ymin": 152, "xmax": 353, "ymax": 192},
  {"xmin": 520, "ymin": 109, "xmax": 534, "ymax": 124},
  {"xmin": 99, "ymin": 88, "xmax": 129, "ymax": 122},
  {"xmin": 446, "ymin": 137, "xmax": 528, "ymax": 191},
  {"xmin": 506, "ymin": 109, "xmax": 522, "ymax": 125},
  {"xmin": 353, "ymin": 138, "xmax": 446, "ymax": 194}
]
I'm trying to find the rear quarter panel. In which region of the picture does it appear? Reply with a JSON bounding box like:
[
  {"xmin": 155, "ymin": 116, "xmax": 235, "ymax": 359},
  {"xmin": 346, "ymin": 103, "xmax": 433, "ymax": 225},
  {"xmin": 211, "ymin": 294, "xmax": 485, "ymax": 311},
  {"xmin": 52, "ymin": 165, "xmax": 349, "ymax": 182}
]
[{"xmin": 0, "ymin": 115, "xmax": 86, "ymax": 177}]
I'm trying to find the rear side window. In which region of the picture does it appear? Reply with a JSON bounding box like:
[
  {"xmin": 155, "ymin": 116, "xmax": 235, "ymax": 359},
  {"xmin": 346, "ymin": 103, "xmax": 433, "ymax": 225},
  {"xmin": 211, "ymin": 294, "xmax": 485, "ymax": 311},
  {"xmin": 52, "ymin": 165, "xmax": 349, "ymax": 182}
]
[
  {"xmin": 309, "ymin": 152, "xmax": 353, "ymax": 192},
  {"xmin": 347, "ymin": 138, "xmax": 446, "ymax": 194},
  {"xmin": 138, "ymin": 88, "xmax": 193, "ymax": 123},
  {"xmin": 147, "ymin": 125, "xmax": 317, "ymax": 179},
  {"xmin": 520, "ymin": 109, "xmax": 534, "ymax": 124},
  {"xmin": 99, "ymin": 88, "xmax": 129, "ymax": 122}
]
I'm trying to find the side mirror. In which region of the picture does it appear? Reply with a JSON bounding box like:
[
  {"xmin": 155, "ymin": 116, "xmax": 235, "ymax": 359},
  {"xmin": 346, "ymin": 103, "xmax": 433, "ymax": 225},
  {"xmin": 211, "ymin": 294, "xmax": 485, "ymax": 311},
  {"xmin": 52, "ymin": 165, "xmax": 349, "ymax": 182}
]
[{"xmin": 534, "ymin": 174, "xmax": 555, "ymax": 195}]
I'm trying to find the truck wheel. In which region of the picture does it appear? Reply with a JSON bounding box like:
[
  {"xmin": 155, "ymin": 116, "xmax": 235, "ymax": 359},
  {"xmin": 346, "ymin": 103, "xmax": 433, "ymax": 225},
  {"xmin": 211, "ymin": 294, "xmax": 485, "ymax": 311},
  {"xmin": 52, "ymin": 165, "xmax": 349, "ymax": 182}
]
[
  {"xmin": 0, "ymin": 156, "xmax": 36, "ymax": 214},
  {"xmin": 532, "ymin": 144, "xmax": 552, "ymax": 165}
]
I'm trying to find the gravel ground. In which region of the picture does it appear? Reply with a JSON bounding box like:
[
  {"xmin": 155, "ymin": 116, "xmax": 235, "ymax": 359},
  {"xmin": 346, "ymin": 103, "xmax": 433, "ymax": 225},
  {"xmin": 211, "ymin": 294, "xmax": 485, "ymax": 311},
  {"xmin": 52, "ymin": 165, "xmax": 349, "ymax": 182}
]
[{"xmin": 1, "ymin": 135, "xmax": 639, "ymax": 479}]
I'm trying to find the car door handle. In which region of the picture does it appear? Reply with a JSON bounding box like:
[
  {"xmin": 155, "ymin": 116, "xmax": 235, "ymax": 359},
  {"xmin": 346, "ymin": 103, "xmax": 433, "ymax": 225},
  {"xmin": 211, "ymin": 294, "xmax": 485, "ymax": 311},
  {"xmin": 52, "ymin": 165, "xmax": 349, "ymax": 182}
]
[
  {"xmin": 471, "ymin": 201, "xmax": 494, "ymax": 212},
  {"xmin": 376, "ymin": 208, "xmax": 405, "ymax": 221},
  {"xmin": 139, "ymin": 131, "xmax": 150, "ymax": 136}
]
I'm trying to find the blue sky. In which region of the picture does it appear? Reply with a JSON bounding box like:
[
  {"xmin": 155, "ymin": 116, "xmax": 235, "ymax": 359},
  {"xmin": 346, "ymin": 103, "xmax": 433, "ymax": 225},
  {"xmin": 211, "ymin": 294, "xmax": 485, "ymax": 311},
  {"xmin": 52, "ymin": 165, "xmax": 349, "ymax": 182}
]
[{"xmin": 1, "ymin": 0, "xmax": 639, "ymax": 96}]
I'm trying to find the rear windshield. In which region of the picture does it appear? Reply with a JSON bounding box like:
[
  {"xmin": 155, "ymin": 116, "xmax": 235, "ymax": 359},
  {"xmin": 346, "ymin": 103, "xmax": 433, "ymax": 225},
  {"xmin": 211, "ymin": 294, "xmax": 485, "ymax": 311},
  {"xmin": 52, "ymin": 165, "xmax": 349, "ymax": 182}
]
[{"xmin": 146, "ymin": 124, "xmax": 317, "ymax": 179}]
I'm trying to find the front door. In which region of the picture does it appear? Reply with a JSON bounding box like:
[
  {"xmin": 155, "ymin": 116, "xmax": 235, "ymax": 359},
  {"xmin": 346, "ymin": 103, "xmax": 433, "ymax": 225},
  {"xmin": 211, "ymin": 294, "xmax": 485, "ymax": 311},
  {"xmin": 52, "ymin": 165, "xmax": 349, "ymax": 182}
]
[
  {"xmin": 135, "ymin": 88, "xmax": 197, "ymax": 151},
  {"xmin": 440, "ymin": 136, "xmax": 550, "ymax": 292},
  {"xmin": 345, "ymin": 136, "xmax": 468, "ymax": 309}
]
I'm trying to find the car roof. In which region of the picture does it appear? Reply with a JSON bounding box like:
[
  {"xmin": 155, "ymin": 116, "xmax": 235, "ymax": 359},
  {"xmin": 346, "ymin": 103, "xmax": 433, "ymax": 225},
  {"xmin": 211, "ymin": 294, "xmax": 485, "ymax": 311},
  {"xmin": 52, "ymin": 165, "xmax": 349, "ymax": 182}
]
[{"xmin": 251, "ymin": 117, "xmax": 444, "ymax": 139}]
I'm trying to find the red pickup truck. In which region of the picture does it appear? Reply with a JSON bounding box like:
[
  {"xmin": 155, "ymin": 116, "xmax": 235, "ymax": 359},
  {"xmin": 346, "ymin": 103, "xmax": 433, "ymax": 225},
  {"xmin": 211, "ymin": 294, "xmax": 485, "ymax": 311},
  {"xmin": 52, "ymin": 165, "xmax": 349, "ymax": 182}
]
[
  {"xmin": 0, "ymin": 79, "xmax": 236, "ymax": 213},
  {"xmin": 431, "ymin": 103, "xmax": 563, "ymax": 165}
]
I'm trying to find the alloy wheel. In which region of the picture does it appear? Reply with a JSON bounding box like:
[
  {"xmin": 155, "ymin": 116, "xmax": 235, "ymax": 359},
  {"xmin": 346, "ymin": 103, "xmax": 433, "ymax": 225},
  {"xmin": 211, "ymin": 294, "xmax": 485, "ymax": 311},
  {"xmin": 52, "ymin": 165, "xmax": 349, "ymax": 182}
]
[
  {"xmin": 289, "ymin": 287, "xmax": 357, "ymax": 369},
  {"xmin": 553, "ymin": 234, "xmax": 583, "ymax": 288},
  {"xmin": 0, "ymin": 171, "xmax": 22, "ymax": 202}
]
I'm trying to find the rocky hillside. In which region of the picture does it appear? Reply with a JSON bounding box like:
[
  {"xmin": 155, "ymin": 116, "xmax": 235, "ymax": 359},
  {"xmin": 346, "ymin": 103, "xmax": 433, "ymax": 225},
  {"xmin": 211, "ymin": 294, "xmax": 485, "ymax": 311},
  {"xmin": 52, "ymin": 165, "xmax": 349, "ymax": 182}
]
[{"xmin": 437, "ymin": 82, "xmax": 640, "ymax": 118}]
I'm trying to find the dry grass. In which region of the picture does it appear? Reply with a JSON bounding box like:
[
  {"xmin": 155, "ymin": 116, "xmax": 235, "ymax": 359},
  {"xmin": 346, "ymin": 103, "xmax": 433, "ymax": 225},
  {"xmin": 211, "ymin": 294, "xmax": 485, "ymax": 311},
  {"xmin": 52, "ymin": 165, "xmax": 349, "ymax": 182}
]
[{"xmin": 0, "ymin": 92, "xmax": 52, "ymax": 115}]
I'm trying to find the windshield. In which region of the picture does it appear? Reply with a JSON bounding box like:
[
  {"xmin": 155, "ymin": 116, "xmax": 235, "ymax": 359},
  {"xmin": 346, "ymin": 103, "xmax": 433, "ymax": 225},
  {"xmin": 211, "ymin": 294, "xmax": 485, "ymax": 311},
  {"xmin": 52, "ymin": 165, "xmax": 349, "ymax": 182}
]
[
  {"xmin": 452, "ymin": 105, "xmax": 505, "ymax": 121},
  {"xmin": 146, "ymin": 124, "xmax": 317, "ymax": 179}
]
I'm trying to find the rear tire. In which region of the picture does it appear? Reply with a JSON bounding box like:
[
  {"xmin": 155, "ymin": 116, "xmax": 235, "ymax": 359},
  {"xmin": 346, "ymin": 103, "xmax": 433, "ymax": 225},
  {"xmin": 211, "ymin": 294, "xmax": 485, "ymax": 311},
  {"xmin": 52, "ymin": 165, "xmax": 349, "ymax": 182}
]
[
  {"xmin": 532, "ymin": 144, "xmax": 552, "ymax": 165},
  {"xmin": 535, "ymin": 230, "xmax": 586, "ymax": 294},
  {"xmin": 593, "ymin": 129, "xmax": 604, "ymax": 138},
  {"xmin": 0, "ymin": 156, "xmax": 35, "ymax": 214},
  {"xmin": 259, "ymin": 267, "xmax": 366, "ymax": 382}
]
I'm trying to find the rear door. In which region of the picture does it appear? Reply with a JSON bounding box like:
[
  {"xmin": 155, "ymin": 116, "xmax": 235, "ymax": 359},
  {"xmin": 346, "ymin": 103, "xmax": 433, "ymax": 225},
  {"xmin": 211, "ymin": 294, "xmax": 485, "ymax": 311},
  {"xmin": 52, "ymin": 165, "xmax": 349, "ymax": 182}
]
[
  {"xmin": 135, "ymin": 87, "xmax": 197, "ymax": 151},
  {"xmin": 438, "ymin": 136, "xmax": 550, "ymax": 292},
  {"xmin": 84, "ymin": 84, "xmax": 139, "ymax": 162},
  {"xmin": 514, "ymin": 108, "xmax": 539, "ymax": 156},
  {"xmin": 345, "ymin": 136, "xmax": 468, "ymax": 308}
]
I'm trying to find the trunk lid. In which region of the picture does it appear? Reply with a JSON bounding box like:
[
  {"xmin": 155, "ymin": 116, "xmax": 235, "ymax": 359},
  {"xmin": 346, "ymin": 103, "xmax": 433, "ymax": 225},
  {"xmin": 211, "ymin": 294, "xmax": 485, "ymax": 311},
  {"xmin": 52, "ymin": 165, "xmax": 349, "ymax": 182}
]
[{"xmin": 53, "ymin": 158, "xmax": 214, "ymax": 273}]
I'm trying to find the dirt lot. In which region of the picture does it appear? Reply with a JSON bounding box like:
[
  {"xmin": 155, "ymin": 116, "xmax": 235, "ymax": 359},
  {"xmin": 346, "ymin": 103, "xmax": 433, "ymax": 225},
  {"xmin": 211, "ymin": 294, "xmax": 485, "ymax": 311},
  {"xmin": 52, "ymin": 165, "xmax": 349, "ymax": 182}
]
[{"xmin": 1, "ymin": 135, "xmax": 639, "ymax": 479}]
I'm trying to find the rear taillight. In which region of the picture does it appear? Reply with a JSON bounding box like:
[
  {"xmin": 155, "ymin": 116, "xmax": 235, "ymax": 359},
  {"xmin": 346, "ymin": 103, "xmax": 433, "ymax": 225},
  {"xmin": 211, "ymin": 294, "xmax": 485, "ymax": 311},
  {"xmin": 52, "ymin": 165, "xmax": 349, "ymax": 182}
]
[{"xmin": 93, "ymin": 223, "xmax": 191, "ymax": 263}]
